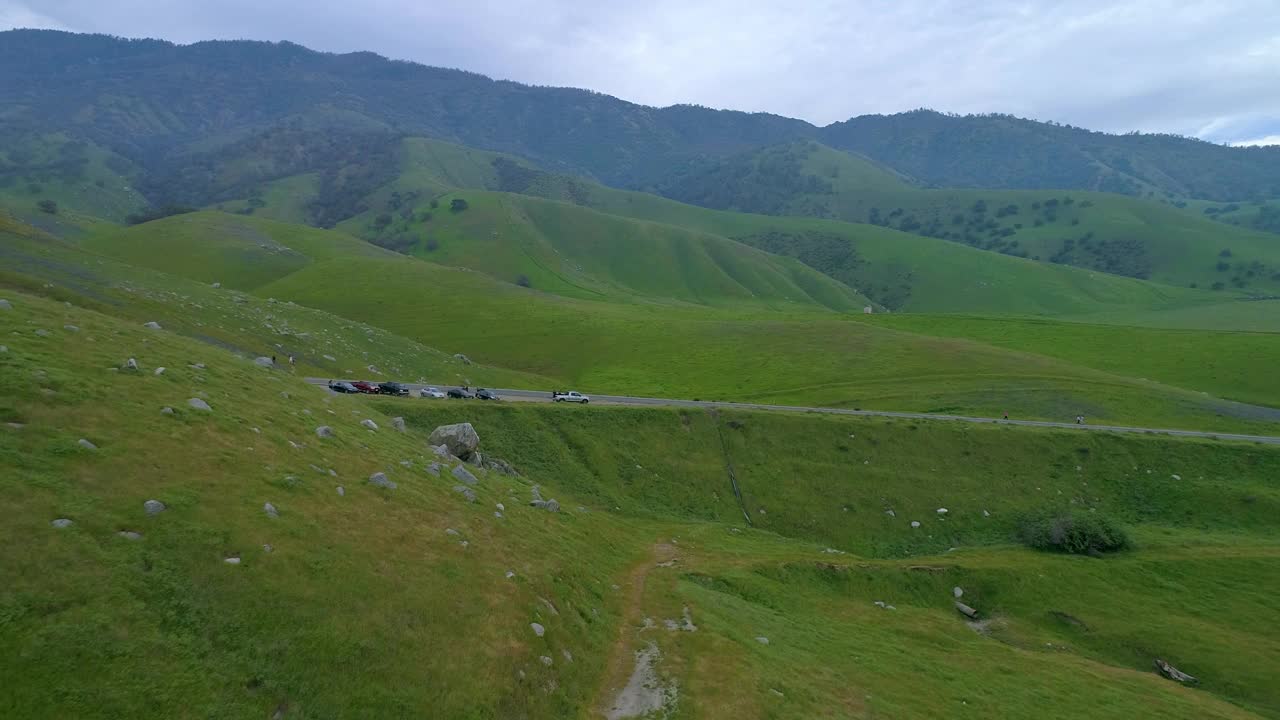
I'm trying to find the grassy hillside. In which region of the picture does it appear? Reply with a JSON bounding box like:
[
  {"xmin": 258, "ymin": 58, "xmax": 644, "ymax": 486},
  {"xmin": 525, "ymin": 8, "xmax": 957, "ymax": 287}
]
[
  {"xmin": 3, "ymin": 288, "xmax": 1278, "ymax": 718},
  {"xmin": 101, "ymin": 209, "xmax": 870, "ymax": 312},
  {"xmin": 222, "ymin": 137, "xmax": 1234, "ymax": 318},
  {"xmin": 658, "ymin": 141, "xmax": 1280, "ymax": 294},
  {"xmin": 70, "ymin": 211, "xmax": 1278, "ymax": 431},
  {"xmin": 340, "ymin": 191, "xmax": 871, "ymax": 310},
  {"xmin": 1, "ymin": 214, "xmax": 543, "ymax": 388}
]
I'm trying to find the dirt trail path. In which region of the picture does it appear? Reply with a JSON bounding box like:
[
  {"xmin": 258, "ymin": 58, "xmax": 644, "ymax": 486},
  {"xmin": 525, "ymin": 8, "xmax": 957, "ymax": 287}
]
[{"xmin": 593, "ymin": 542, "xmax": 677, "ymax": 718}]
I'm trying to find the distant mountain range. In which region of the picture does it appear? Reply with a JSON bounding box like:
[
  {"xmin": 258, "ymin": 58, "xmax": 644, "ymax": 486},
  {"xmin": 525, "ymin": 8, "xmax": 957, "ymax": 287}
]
[{"xmin": 3, "ymin": 28, "xmax": 1279, "ymax": 205}]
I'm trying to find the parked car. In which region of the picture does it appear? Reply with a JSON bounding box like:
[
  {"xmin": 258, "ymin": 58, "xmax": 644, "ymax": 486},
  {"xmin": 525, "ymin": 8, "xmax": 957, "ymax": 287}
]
[
  {"xmin": 328, "ymin": 380, "xmax": 359, "ymax": 394},
  {"xmin": 379, "ymin": 381, "xmax": 410, "ymax": 397},
  {"xmin": 447, "ymin": 387, "xmax": 474, "ymax": 399},
  {"xmin": 351, "ymin": 381, "xmax": 381, "ymax": 394},
  {"xmin": 476, "ymin": 388, "xmax": 500, "ymax": 401},
  {"xmin": 419, "ymin": 386, "xmax": 446, "ymax": 399},
  {"xmin": 552, "ymin": 390, "xmax": 590, "ymax": 404}
]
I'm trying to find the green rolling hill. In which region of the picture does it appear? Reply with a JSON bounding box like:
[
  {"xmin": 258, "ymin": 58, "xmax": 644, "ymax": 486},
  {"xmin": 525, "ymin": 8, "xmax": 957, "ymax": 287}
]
[
  {"xmin": 2, "ymin": 285, "xmax": 1279, "ymax": 718},
  {"xmin": 657, "ymin": 141, "xmax": 1280, "ymax": 294},
  {"xmin": 38, "ymin": 210, "xmax": 1273, "ymax": 433}
]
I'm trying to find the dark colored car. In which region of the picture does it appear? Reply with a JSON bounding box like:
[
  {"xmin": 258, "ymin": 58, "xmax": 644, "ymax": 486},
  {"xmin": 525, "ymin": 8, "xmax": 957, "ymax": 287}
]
[
  {"xmin": 476, "ymin": 388, "xmax": 500, "ymax": 401},
  {"xmin": 447, "ymin": 387, "xmax": 474, "ymax": 399},
  {"xmin": 352, "ymin": 381, "xmax": 381, "ymax": 394},
  {"xmin": 378, "ymin": 381, "xmax": 410, "ymax": 397},
  {"xmin": 328, "ymin": 380, "xmax": 359, "ymax": 394}
]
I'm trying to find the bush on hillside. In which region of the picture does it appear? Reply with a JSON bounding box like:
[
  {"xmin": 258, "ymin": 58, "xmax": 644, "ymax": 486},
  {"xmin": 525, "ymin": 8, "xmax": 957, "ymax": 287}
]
[
  {"xmin": 1018, "ymin": 508, "xmax": 1130, "ymax": 555},
  {"xmin": 450, "ymin": 198, "xmax": 469, "ymax": 213}
]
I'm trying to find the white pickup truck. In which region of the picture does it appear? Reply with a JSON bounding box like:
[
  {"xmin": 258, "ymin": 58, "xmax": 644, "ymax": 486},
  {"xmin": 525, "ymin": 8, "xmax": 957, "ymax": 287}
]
[{"xmin": 551, "ymin": 390, "xmax": 590, "ymax": 404}]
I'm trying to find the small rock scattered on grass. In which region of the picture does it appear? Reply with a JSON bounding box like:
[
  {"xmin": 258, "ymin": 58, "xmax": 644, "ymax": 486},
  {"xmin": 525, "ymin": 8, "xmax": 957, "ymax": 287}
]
[
  {"xmin": 755, "ymin": 636, "xmax": 770, "ymax": 645},
  {"xmin": 368, "ymin": 472, "xmax": 396, "ymax": 489},
  {"xmin": 143, "ymin": 321, "xmax": 162, "ymax": 330},
  {"xmin": 77, "ymin": 438, "xmax": 98, "ymax": 450},
  {"xmin": 531, "ymin": 623, "xmax": 545, "ymax": 637},
  {"xmin": 187, "ymin": 398, "xmax": 212, "ymax": 411},
  {"xmin": 361, "ymin": 419, "xmax": 378, "ymax": 431},
  {"xmin": 452, "ymin": 465, "xmax": 479, "ymax": 486},
  {"xmin": 118, "ymin": 531, "xmax": 143, "ymax": 540},
  {"xmin": 453, "ymin": 485, "xmax": 477, "ymax": 502},
  {"xmin": 336, "ymin": 486, "xmax": 345, "ymax": 496},
  {"xmin": 391, "ymin": 417, "xmax": 406, "ymax": 432},
  {"xmin": 51, "ymin": 518, "xmax": 74, "ymax": 528},
  {"xmin": 144, "ymin": 499, "xmax": 166, "ymax": 515},
  {"xmin": 315, "ymin": 426, "xmax": 334, "ymax": 438},
  {"xmin": 264, "ymin": 502, "xmax": 279, "ymax": 518}
]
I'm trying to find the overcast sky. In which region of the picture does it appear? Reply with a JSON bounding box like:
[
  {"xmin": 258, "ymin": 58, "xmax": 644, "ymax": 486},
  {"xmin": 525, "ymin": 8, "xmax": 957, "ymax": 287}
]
[{"xmin": 4, "ymin": 0, "xmax": 1279, "ymax": 145}]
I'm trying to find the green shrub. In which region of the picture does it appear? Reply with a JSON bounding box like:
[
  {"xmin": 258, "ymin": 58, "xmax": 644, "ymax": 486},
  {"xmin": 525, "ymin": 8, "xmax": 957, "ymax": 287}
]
[{"xmin": 1018, "ymin": 508, "xmax": 1130, "ymax": 555}]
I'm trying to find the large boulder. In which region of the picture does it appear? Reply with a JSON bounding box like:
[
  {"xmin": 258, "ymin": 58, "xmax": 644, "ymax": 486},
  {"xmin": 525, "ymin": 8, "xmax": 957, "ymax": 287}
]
[{"xmin": 429, "ymin": 423, "xmax": 480, "ymax": 459}]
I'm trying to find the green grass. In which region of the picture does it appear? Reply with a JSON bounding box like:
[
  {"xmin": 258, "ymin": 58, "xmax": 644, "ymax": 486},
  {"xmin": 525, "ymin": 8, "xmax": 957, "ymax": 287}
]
[
  {"xmin": 3, "ymin": 288, "xmax": 1279, "ymax": 718},
  {"xmin": 70, "ymin": 210, "xmax": 1280, "ymax": 433},
  {"xmin": 219, "ymin": 137, "xmax": 1242, "ymax": 319},
  {"xmin": 653, "ymin": 141, "xmax": 1280, "ymax": 295},
  {"xmin": 862, "ymin": 314, "xmax": 1280, "ymax": 410}
]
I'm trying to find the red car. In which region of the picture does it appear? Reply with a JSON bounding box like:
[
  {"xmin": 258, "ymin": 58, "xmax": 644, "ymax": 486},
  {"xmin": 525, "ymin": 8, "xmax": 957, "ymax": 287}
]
[{"xmin": 351, "ymin": 381, "xmax": 381, "ymax": 394}]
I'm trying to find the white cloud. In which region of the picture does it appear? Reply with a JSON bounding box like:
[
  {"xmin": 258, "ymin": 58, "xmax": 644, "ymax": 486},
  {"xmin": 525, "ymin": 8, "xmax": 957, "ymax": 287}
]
[
  {"xmin": 1232, "ymin": 135, "xmax": 1280, "ymax": 147},
  {"xmin": 4, "ymin": 0, "xmax": 1279, "ymax": 143}
]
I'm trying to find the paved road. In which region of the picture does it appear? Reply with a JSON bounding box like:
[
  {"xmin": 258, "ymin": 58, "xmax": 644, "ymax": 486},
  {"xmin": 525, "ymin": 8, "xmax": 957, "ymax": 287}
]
[{"xmin": 305, "ymin": 378, "xmax": 1280, "ymax": 446}]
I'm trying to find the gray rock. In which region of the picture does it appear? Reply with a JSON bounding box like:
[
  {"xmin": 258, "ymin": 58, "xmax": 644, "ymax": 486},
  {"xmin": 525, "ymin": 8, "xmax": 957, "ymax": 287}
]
[
  {"xmin": 262, "ymin": 544, "xmax": 272, "ymax": 553},
  {"xmin": 531, "ymin": 622, "xmax": 546, "ymax": 637},
  {"xmin": 368, "ymin": 472, "xmax": 397, "ymax": 489},
  {"xmin": 77, "ymin": 438, "xmax": 98, "ymax": 450},
  {"xmin": 910, "ymin": 521, "xmax": 921, "ymax": 528},
  {"xmin": 755, "ymin": 636, "xmax": 770, "ymax": 645},
  {"xmin": 153, "ymin": 367, "xmax": 166, "ymax": 376},
  {"xmin": 323, "ymin": 354, "xmax": 337, "ymax": 362},
  {"xmin": 430, "ymin": 444, "xmax": 456, "ymax": 461},
  {"xmin": 465, "ymin": 451, "xmax": 484, "ymax": 467},
  {"xmin": 160, "ymin": 406, "xmax": 175, "ymax": 415},
  {"xmin": 428, "ymin": 423, "xmax": 479, "ymax": 458},
  {"xmin": 123, "ymin": 358, "xmax": 139, "ymax": 371},
  {"xmin": 452, "ymin": 465, "xmax": 480, "ymax": 486},
  {"xmin": 0, "ymin": 299, "xmax": 10, "ymax": 310},
  {"xmin": 530, "ymin": 485, "xmax": 544, "ymax": 503},
  {"xmin": 118, "ymin": 530, "xmax": 143, "ymax": 540},
  {"xmin": 391, "ymin": 416, "xmax": 406, "ymax": 432},
  {"xmin": 399, "ymin": 459, "xmax": 412, "ymax": 468},
  {"xmin": 211, "ymin": 282, "xmax": 221, "ymax": 289},
  {"xmin": 539, "ymin": 656, "xmax": 553, "ymax": 667},
  {"xmin": 982, "ymin": 509, "xmax": 991, "ymax": 517},
  {"xmin": 0, "ymin": 345, "xmax": 7, "ymax": 353},
  {"xmin": 496, "ymin": 503, "xmax": 505, "ymax": 512},
  {"xmin": 484, "ymin": 457, "xmax": 519, "ymax": 476},
  {"xmin": 34, "ymin": 329, "xmax": 51, "ymax": 337},
  {"xmin": 445, "ymin": 528, "xmax": 460, "ymax": 536},
  {"xmin": 531, "ymin": 499, "xmax": 561, "ymax": 512},
  {"xmin": 64, "ymin": 324, "xmax": 79, "ymax": 333},
  {"xmin": 454, "ymin": 353, "xmax": 472, "ymax": 365},
  {"xmin": 264, "ymin": 502, "xmax": 279, "ymax": 518},
  {"xmin": 254, "ymin": 356, "xmax": 274, "ymax": 367},
  {"xmin": 936, "ymin": 508, "xmax": 949, "ymax": 515},
  {"xmin": 144, "ymin": 499, "xmax": 166, "ymax": 515},
  {"xmin": 953, "ymin": 586, "xmax": 964, "ymax": 598},
  {"xmin": 190, "ymin": 363, "xmax": 206, "ymax": 370},
  {"xmin": 143, "ymin": 321, "xmax": 162, "ymax": 330},
  {"xmin": 426, "ymin": 462, "xmax": 441, "ymax": 476},
  {"xmin": 187, "ymin": 398, "xmax": 212, "ymax": 411},
  {"xmin": 452, "ymin": 485, "xmax": 477, "ymax": 502},
  {"xmin": 884, "ymin": 509, "xmax": 896, "ymax": 518},
  {"xmin": 224, "ymin": 556, "xmax": 241, "ymax": 565},
  {"xmin": 336, "ymin": 486, "xmax": 345, "ymax": 496},
  {"xmin": 51, "ymin": 518, "xmax": 74, "ymax": 528},
  {"xmin": 360, "ymin": 419, "xmax": 378, "ymax": 431},
  {"xmin": 315, "ymin": 425, "xmax": 334, "ymax": 438}
]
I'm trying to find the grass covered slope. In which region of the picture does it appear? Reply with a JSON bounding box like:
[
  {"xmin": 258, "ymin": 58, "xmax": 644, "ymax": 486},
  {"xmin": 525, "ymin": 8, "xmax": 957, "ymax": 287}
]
[
  {"xmin": 656, "ymin": 141, "xmax": 1280, "ymax": 294},
  {"xmin": 0, "ymin": 214, "xmax": 543, "ymax": 388},
  {"xmin": 342, "ymin": 190, "xmax": 870, "ymax": 310},
  {"xmin": 5, "ymin": 292, "xmax": 1276, "ymax": 718},
  {"xmin": 65, "ymin": 210, "xmax": 1277, "ymax": 431}
]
